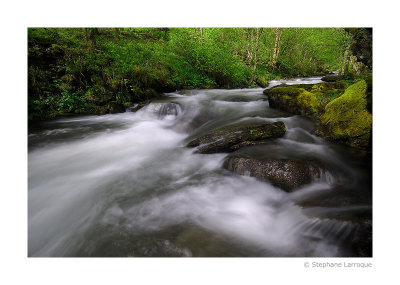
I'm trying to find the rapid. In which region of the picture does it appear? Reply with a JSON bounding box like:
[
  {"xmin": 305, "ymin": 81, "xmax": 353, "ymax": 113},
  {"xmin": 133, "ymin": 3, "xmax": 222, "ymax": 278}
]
[{"xmin": 28, "ymin": 76, "xmax": 372, "ymax": 257}]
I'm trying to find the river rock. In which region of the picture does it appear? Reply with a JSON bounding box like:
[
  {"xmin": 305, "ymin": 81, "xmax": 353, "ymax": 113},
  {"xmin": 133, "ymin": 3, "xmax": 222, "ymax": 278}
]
[
  {"xmin": 223, "ymin": 156, "xmax": 328, "ymax": 191},
  {"xmin": 316, "ymin": 80, "xmax": 372, "ymax": 149},
  {"xmin": 186, "ymin": 121, "xmax": 286, "ymax": 154},
  {"xmin": 142, "ymin": 102, "xmax": 182, "ymax": 118},
  {"xmin": 127, "ymin": 102, "xmax": 147, "ymax": 112},
  {"xmin": 321, "ymin": 75, "xmax": 344, "ymax": 82},
  {"xmin": 107, "ymin": 101, "xmax": 126, "ymax": 114},
  {"xmin": 263, "ymin": 86, "xmax": 319, "ymax": 117}
]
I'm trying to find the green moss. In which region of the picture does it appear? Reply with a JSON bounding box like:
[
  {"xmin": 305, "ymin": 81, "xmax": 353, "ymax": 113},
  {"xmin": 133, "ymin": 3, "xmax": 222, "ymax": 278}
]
[
  {"xmin": 312, "ymin": 81, "xmax": 349, "ymax": 92},
  {"xmin": 269, "ymin": 87, "xmax": 303, "ymax": 97},
  {"xmin": 319, "ymin": 80, "xmax": 372, "ymax": 148},
  {"xmin": 123, "ymin": 102, "xmax": 133, "ymax": 107},
  {"xmin": 255, "ymin": 76, "xmax": 269, "ymax": 88},
  {"xmin": 267, "ymin": 87, "xmax": 319, "ymax": 116},
  {"xmin": 297, "ymin": 91, "xmax": 319, "ymax": 113}
]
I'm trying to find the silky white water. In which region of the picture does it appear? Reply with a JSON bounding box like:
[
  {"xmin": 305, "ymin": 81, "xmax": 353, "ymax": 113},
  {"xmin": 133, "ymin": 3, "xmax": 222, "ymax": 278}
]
[{"xmin": 28, "ymin": 77, "xmax": 371, "ymax": 257}]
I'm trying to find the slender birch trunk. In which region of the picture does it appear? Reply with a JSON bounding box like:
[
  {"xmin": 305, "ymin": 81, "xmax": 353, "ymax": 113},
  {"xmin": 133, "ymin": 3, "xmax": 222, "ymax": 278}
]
[{"xmin": 272, "ymin": 28, "xmax": 282, "ymax": 67}]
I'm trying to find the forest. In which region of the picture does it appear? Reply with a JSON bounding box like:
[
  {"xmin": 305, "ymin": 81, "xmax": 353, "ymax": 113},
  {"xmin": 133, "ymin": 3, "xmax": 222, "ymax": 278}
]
[{"xmin": 28, "ymin": 28, "xmax": 371, "ymax": 121}]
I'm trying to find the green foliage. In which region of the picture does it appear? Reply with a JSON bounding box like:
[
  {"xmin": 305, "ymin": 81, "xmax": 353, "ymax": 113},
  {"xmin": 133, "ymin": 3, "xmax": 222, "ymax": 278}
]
[{"xmin": 28, "ymin": 27, "xmax": 369, "ymax": 120}]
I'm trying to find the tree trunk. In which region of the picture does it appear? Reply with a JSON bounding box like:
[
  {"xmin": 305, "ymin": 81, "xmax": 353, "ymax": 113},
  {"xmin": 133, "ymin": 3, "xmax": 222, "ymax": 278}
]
[
  {"xmin": 272, "ymin": 28, "xmax": 282, "ymax": 67},
  {"xmin": 113, "ymin": 28, "xmax": 120, "ymax": 41},
  {"xmin": 350, "ymin": 56, "xmax": 362, "ymax": 75},
  {"xmin": 84, "ymin": 28, "xmax": 98, "ymax": 47},
  {"xmin": 340, "ymin": 32, "xmax": 352, "ymax": 75},
  {"xmin": 200, "ymin": 28, "xmax": 203, "ymax": 37},
  {"xmin": 344, "ymin": 51, "xmax": 351, "ymax": 75},
  {"xmin": 339, "ymin": 47, "xmax": 346, "ymax": 74},
  {"xmin": 252, "ymin": 28, "xmax": 263, "ymax": 84},
  {"xmin": 246, "ymin": 28, "xmax": 254, "ymax": 65}
]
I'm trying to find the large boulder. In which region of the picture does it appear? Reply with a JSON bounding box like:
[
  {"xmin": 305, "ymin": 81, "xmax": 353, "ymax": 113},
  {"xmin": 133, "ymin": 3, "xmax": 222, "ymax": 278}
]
[
  {"xmin": 263, "ymin": 86, "xmax": 319, "ymax": 117},
  {"xmin": 186, "ymin": 121, "xmax": 286, "ymax": 154},
  {"xmin": 223, "ymin": 156, "xmax": 329, "ymax": 192},
  {"xmin": 316, "ymin": 80, "xmax": 372, "ymax": 149}
]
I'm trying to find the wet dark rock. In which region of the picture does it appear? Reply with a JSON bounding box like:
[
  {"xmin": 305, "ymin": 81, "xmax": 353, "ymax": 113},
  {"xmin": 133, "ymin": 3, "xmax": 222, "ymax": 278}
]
[
  {"xmin": 294, "ymin": 216, "xmax": 372, "ymax": 257},
  {"xmin": 107, "ymin": 101, "xmax": 126, "ymax": 114},
  {"xmin": 143, "ymin": 102, "xmax": 182, "ymax": 118},
  {"xmin": 186, "ymin": 121, "xmax": 286, "ymax": 154},
  {"xmin": 175, "ymin": 228, "xmax": 241, "ymax": 257},
  {"xmin": 127, "ymin": 102, "xmax": 147, "ymax": 112},
  {"xmin": 158, "ymin": 102, "xmax": 181, "ymax": 117},
  {"xmin": 301, "ymin": 204, "xmax": 371, "ymax": 222},
  {"xmin": 348, "ymin": 219, "xmax": 372, "ymax": 257},
  {"xmin": 223, "ymin": 156, "xmax": 328, "ymax": 191},
  {"xmin": 296, "ymin": 187, "xmax": 370, "ymax": 208}
]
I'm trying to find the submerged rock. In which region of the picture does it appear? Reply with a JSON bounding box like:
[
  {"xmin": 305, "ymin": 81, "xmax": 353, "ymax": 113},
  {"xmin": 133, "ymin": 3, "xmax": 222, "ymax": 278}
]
[
  {"xmin": 263, "ymin": 86, "xmax": 319, "ymax": 117},
  {"xmin": 142, "ymin": 102, "xmax": 182, "ymax": 118},
  {"xmin": 186, "ymin": 121, "xmax": 286, "ymax": 154},
  {"xmin": 316, "ymin": 80, "xmax": 372, "ymax": 149},
  {"xmin": 223, "ymin": 156, "xmax": 329, "ymax": 191}
]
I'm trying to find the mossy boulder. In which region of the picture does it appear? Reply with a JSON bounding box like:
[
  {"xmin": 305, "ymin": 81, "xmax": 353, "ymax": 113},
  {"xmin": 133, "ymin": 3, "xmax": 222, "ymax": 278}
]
[
  {"xmin": 264, "ymin": 86, "xmax": 319, "ymax": 117},
  {"xmin": 310, "ymin": 81, "xmax": 348, "ymax": 111},
  {"xmin": 223, "ymin": 156, "xmax": 329, "ymax": 192},
  {"xmin": 363, "ymin": 73, "xmax": 372, "ymax": 113},
  {"xmin": 186, "ymin": 121, "xmax": 286, "ymax": 154},
  {"xmin": 316, "ymin": 80, "xmax": 372, "ymax": 149}
]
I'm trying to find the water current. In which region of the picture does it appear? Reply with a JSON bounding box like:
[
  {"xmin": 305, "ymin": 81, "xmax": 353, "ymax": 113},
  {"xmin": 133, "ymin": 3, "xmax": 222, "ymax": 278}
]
[{"xmin": 28, "ymin": 76, "xmax": 372, "ymax": 257}]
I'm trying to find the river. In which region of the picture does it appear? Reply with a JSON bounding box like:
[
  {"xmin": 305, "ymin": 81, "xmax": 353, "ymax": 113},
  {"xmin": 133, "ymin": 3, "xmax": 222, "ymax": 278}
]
[{"xmin": 28, "ymin": 76, "xmax": 372, "ymax": 257}]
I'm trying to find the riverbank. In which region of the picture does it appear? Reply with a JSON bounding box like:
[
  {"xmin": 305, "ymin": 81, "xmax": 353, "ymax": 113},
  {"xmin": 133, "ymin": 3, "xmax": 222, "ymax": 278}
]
[{"xmin": 29, "ymin": 28, "xmax": 364, "ymax": 121}]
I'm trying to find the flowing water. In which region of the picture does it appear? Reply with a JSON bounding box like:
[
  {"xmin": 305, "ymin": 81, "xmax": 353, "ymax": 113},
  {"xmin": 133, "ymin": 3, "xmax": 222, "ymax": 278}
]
[{"xmin": 28, "ymin": 76, "xmax": 372, "ymax": 257}]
